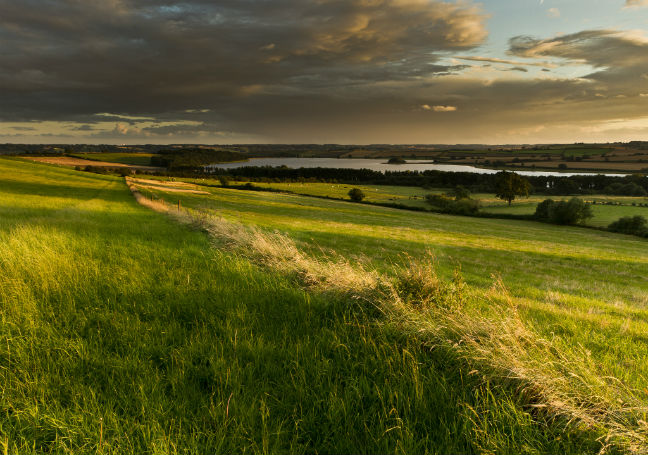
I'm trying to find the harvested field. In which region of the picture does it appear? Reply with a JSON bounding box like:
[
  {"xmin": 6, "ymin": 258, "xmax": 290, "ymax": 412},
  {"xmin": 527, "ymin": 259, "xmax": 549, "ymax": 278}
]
[{"xmin": 21, "ymin": 156, "xmax": 161, "ymax": 170}]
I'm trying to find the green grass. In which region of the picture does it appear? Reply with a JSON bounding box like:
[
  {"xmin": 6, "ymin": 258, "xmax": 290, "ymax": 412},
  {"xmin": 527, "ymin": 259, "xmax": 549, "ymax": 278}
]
[
  {"xmin": 200, "ymin": 180, "xmax": 648, "ymax": 228},
  {"xmin": 481, "ymin": 196, "xmax": 648, "ymax": 227},
  {"xmin": 0, "ymin": 158, "xmax": 612, "ymax": 453},
  {"xmin": 138, "ymin": 182, "xmax": 648, "ymax": 392},
  {"xmin": 69, "ymin": 152, "xmax": 155, "ymax": 166}
]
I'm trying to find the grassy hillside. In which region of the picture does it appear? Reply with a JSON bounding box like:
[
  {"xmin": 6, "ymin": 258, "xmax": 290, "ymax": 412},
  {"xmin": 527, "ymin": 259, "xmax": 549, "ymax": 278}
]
[
  {"xmin": 0, "ymin": 158, "xmax": 612, "ymax": 453},
  {"xmin": 134, "ymin": 178, "xmax": 648, "ymax": 435},
  {"xmin": 213, "ymin": 180, "xmax": 648, "ymax": 227}
]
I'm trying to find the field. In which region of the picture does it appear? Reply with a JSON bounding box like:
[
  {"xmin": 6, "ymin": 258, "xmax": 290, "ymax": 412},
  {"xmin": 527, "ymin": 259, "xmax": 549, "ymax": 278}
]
[
  {"xmin": 21, "ymin": 156, "xmax": 132, "ymax": 168},
  {"xmin": 209, "ymin": 180, "xmax": 648, "ymax": 228},
  {"xmin": 133, "ymin": 177, "xmax": 648, "ymax": 448},
  {"xmin": 484, "ymin": 199, "xmax": 648, "ymax": 227},
  {"xmin": 69, "ymin": 152, "xmax": 156, "ymax": 166},
  {"xmin": 2, "ymin": 158, "xmax": 648, "ymax": 453}
]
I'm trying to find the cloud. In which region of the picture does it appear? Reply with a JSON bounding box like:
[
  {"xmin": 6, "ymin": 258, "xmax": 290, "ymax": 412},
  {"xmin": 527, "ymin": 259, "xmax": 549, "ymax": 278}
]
[
  {"xmin": 625, "ymin": 0, "xmax": 648, "ymax": 8},
  {"xmin": 2, "ymin": 1, "xmax": 648, "ymax": 144},
  {"xmin": 432, "ymin": 105, "xmax": 458, "ymax": 112},
  {"xmin": 508, "ymin": 29, "xmax": 648, "ymax": 70},
  {"xmin": 0, "ymin": 0, "xmax": 491, "ymax": 142},
  {"xmin": 547, "ymin": 8, "xmax": 560, "ymax": 18},
  {"xmin": 456, "ymin": 55, "xmax": 556, "ymax": 68}
]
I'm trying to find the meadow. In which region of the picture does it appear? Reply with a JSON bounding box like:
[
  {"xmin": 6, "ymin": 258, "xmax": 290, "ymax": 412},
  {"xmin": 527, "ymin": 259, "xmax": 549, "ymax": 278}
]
[
  {"xmin": 133, "ymin": 177, "xmax": 648, "ymax": 450},
  {"xmin": 2, "ymin": 157, "xmax": 647, "ymax": 453},
  {"xmin": 204, "ymin": 180, "xmax": 648, "ymax": 228}
]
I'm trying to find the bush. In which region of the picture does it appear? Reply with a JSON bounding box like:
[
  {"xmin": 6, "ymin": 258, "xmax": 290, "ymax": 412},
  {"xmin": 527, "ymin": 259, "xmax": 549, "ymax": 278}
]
[
  {"xmin": 116, "ymin": 167, "xmax": 134, "ymax": 177},
  {"xmin": 534, "ymin": 199, "xmax": 555, "ymax": 220},
  {"xmin": 534, "ymin": 198, "xmax": 593, "ymax": 225},
  {"xmin": 348, "ymin": 188, "xmax": 366, "ymax": 202},
  {"xmin": 447, "ymin": 185, "xmax": 471, "ymax": 200},
  {"xmin": 426, "ymin": 194, "xmax": 480, "ymax": 215},
  {"xmin": 608, "ymin": 216, "xmax": 648, "ymax": 237}
]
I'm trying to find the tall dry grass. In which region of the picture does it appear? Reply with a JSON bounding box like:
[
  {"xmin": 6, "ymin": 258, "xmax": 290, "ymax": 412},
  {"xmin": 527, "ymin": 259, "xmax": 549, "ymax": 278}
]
[{"xmin": 127, "ymin": 178, "xmax": 648, "ymax": 454}]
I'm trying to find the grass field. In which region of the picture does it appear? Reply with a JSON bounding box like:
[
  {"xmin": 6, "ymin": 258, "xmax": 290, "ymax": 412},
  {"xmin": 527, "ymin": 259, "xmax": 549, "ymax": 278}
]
[
  {"xmin": 2, "ymin": 158, "xmax": 620, "ymax": 453},
  {"xmin": 69, "ymin": 152, "xmax": 155, "ymax": 166},
  {"xmin": 134, "ymin": 178, "xmax": 648, "ymax": 446},
  {"xmin": 4, "ymin": 157, "xmax": 648, "ymax": 453},
  {"xmin": 203, "ymin": 180, "xmax": 648, "ymax": 228},
  {"xmin": 481, "ymin": 197, "xmax": 648, "ymax": 227}
]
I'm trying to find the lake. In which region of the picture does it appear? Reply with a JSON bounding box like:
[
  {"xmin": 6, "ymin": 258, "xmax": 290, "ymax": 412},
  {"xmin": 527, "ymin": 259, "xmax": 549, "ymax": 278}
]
[{"xmin": 206, "ymin": 157, "xmax": 626, "ymax": 177}]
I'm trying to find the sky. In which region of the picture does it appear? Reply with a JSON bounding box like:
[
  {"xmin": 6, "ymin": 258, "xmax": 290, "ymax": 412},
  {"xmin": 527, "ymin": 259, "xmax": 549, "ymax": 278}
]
[{"xmin": 1, "ymin": 0, "xmax": 648, "ymax": 144}]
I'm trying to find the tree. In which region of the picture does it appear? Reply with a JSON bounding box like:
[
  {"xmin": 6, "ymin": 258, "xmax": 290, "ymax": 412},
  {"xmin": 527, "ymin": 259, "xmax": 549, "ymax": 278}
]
[
  {"xmin": 448, "ymin": 185, "xmax": 471, "ymax": 200},
  {"xmin": 348, "ymin": 188, "xmax": 365, "ymax": 202},
  {"xmin": 218, "ymin": 175, "xmax": 230, "ymax": 187},
  {"xmin": 494, "ymin": 171, "xmax": 531, "ymax": 205}
]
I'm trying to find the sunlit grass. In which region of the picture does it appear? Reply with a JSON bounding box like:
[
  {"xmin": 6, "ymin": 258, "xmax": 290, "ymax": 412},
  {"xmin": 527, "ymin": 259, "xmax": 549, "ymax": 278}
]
[
  {"xmin": 137, "ymin": 181, "xmax": 648, "ymax": 396},
  {"xmin": 1, "ymin": 158, "xmax": 611, "ymax": 453}
]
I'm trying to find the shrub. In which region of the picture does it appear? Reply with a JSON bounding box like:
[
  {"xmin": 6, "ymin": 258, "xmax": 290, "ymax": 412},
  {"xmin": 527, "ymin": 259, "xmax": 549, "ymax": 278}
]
[
  {"xmin": 426, "ymin": 194, "xmax": 480, "ymax": 215},
  {"xmin": 116, "ymin": 167, "xmax": 134, "ymax": 177},
  {"xmin": 348, "ymin": 188, "xmax": 366, "ymax": 202},
  {"xmin": 608, "ymin": 216, "xmax": 648, "ymax": 237},
  {"xmin": 447, "ymin": 185, "xmax": 471, "ymax": 200},
  {"xmin": 534, "ymin": 199, "xmax": 555, "ymax": 220},
  {"xmin": 534, "ymin": 198, "xmax": 593, "ymax": 225}
]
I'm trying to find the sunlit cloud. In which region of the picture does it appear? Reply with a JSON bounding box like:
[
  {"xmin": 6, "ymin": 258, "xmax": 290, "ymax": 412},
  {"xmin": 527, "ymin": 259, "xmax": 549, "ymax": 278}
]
[{"xmin": 624, "ymin": 0, "xmax": 648, "ymax": 8}]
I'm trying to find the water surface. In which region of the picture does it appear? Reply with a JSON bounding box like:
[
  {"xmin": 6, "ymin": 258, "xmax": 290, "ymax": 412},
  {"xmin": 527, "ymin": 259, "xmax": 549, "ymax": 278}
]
[{"xmin": 207, "ymin": 158, "xmax": 625, "ymax": 177}]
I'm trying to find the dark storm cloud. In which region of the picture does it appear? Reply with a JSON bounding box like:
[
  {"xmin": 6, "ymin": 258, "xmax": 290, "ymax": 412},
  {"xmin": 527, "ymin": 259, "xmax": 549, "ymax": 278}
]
[{"xmin": 0, "ymin": 0, "xmax": 488, "ymax": 127}]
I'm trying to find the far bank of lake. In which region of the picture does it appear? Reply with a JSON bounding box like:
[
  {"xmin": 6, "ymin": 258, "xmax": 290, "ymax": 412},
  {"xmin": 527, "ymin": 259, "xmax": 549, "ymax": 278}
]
[{"xmin": 206, "ymin": 157, "xmax": 626, "ymax": 177}]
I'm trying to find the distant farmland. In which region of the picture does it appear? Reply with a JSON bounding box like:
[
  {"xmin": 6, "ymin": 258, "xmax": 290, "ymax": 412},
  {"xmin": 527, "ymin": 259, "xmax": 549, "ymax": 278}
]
[{"xmin": 70, "ymin": 152, "xmax": 155, "ymax": 166}]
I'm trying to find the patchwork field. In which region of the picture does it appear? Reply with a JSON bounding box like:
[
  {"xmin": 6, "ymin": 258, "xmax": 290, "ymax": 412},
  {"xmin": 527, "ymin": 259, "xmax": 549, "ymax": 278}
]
[{"xmin": 2, "ymin": 157, "xmax": 648, "ymax": 453}]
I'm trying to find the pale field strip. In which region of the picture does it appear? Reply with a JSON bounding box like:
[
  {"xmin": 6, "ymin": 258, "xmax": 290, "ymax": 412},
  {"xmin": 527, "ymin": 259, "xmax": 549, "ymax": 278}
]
[
  {"xmin": 130, "ymin": 178, "xmax": 210, "ymax": 194},
  {"xmin": 22, "ymin": 156, "xmax": 160, "ymax": 170}
]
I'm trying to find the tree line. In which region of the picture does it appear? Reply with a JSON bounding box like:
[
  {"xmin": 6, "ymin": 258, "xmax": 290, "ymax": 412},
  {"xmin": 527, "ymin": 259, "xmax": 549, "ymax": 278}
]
[{"xmin": 194, "ymin": 166, "xmax": 648, "ymax": 196}]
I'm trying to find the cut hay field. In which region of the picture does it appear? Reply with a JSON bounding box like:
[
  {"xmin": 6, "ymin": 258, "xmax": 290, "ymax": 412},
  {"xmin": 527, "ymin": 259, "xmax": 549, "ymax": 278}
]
[
  {"xmin": 2, "ymin": 157, "xmax": 647, "ymax": 453},
  {"xmin": 69, "ymin": 152, "xmax": 156, "ymax": 166}
]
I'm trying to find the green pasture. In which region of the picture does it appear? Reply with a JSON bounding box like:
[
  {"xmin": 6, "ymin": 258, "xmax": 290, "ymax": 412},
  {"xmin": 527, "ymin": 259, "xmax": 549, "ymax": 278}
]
[
  {"xmin": 0, "ymin": 158, "xmax": 611, "ymax": 453},
  {"xmin": 482, "ymin": 196, "xmax": 648, "ymax": 227},
  {"xmin": 140, "ymin": 182, "xmax": 648, "ymax": 394},
  {"xmin": 208, "ymin": 180, "xmax": 648, "ymax": 227}
]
